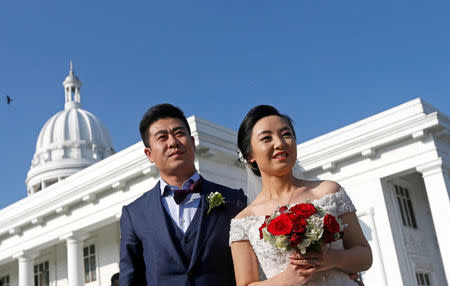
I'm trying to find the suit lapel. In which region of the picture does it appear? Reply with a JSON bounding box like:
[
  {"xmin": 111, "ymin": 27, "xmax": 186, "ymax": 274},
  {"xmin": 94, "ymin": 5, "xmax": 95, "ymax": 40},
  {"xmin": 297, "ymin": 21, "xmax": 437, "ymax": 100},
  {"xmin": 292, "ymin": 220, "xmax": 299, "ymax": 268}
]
[
  {"xmin": 145, "ymin": 182, "xmax": 185, "ymax": 267},
  {"xmin": 188, "ymin": 179, "xmax": 219, "ymax": 270}
]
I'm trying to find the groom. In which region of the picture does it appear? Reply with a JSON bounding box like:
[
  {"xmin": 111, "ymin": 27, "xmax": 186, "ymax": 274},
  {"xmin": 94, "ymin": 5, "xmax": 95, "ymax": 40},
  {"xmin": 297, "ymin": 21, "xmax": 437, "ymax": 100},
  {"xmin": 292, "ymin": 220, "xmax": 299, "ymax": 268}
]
[{"xmin": 119, "ymin": 103, "xmax": 247, "ymax": 286}]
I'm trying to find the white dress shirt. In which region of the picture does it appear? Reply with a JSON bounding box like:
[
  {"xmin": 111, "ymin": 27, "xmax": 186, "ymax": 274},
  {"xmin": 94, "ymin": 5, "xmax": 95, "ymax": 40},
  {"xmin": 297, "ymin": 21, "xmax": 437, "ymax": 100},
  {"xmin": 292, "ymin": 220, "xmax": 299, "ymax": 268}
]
[{"xmin": 160, "ymin": 171, "xmax": 201, "ymax": 233}]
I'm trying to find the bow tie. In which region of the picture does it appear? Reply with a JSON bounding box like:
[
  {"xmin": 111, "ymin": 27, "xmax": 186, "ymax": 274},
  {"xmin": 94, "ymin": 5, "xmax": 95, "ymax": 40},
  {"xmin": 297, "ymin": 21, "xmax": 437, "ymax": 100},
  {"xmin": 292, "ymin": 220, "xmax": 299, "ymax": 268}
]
[{"xmin": 172, "ymin": 178, "xmax": 203, "ymax": 205}]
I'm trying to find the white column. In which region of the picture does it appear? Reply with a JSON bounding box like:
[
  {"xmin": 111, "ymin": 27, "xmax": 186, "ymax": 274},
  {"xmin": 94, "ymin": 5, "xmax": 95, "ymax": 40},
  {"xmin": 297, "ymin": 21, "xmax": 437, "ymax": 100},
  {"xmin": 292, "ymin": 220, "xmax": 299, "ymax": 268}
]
[
  {"xmin": 66, "ymin": 236, "xmax": 84, "ymax": 286},
  {"xmin": 417, "ymin": 159, "xmax": 450, "ymax": 283},
  {"xmin": 357, "ymin": 208, "xmax": 388, "ymax": 286},
  {"xmin": 17, "ymin": 255, "xmax": 33, "ymax": 286},
  {"xmin": 75, "ymin": 87, "xmax": 80, "ymax": 102}
]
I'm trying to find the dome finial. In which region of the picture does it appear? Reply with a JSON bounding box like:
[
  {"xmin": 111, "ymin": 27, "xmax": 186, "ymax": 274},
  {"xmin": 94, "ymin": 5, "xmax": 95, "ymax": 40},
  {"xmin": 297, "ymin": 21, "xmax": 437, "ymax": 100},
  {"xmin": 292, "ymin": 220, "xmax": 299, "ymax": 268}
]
[{"xmin": 63, "ymin": 62, "xmax": 82, "ymax": 109}]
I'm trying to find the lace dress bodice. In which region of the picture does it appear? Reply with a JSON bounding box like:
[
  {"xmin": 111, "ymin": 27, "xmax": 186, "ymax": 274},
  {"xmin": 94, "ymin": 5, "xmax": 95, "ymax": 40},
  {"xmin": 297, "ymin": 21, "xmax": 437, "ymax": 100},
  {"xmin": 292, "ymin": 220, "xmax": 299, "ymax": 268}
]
[{"xmin": 229, "ymin": 190, "xmax": 358, "ymax": 285}]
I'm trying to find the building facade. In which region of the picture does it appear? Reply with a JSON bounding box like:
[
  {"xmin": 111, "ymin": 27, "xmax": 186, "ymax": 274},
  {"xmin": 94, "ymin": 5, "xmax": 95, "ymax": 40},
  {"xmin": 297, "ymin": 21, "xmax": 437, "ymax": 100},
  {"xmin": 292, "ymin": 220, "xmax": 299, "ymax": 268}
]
[{"xmin": 0, "ymin": 69, "xmax": 448, "ymax": 286}]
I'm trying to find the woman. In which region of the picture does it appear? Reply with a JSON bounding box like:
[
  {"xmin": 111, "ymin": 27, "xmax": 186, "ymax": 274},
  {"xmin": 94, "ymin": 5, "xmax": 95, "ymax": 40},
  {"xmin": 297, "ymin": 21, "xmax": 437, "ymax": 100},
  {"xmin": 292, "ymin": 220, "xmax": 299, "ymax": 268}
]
[{"xmin": 230, "ymin": 105, "xmax": 372, "ymax": 286}]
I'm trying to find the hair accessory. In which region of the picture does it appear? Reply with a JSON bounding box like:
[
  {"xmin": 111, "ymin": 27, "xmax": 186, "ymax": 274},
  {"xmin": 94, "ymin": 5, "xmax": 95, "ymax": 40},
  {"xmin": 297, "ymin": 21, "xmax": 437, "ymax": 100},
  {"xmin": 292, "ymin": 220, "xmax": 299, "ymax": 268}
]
[{"xmin": 237, "ymin": 151, "xmax": 247, "ymax": 163}]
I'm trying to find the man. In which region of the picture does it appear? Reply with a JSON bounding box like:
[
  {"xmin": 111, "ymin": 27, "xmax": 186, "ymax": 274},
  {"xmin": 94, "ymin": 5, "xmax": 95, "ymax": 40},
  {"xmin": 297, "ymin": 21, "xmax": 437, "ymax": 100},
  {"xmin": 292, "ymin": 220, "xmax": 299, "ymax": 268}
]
[{"xmin": 119, "ymin": 103, "xmax": 247, "ymax": 286}]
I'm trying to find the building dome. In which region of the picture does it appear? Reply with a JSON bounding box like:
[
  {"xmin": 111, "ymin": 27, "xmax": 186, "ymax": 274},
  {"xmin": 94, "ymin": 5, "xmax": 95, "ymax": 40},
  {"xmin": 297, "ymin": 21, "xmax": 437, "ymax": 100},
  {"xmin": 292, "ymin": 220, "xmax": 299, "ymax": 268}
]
[{"xmin": 26, "ymin": 63, "xmax": 115, "ymax": 195}]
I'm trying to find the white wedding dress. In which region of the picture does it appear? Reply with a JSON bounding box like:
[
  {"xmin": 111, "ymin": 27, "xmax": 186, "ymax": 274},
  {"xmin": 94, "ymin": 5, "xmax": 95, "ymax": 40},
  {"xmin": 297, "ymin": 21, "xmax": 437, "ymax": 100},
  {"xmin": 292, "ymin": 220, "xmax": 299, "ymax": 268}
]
[{"xmin": 229, "ymin": 190, "xmax": 358, "ymax": 285}]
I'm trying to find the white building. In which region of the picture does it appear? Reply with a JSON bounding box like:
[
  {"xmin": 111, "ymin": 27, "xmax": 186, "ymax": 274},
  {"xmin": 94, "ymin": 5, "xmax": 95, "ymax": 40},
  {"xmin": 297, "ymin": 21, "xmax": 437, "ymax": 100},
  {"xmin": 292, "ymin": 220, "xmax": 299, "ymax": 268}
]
[{"xmin": 0, "ymin": 67, "xmax": 448, "ymax": 286}]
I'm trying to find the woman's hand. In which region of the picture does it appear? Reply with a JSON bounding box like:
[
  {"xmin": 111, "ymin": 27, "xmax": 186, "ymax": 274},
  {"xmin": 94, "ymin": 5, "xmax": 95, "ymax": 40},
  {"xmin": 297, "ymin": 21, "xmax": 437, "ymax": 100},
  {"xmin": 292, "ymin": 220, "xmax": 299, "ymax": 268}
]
[
  {"xmin": 279, "ymin": 262, "xmax": 313, "ymax": 286},
  {"xmin": 288, "ymin": 212, "xmax": 372, "ymax": 276},
  {"xmin": 232, "ymin": 239, "xmax": 313, "ymax": 286},
  {"xmin": 288, "ymin": 246, "xmax": 339, "ymax": 276}
]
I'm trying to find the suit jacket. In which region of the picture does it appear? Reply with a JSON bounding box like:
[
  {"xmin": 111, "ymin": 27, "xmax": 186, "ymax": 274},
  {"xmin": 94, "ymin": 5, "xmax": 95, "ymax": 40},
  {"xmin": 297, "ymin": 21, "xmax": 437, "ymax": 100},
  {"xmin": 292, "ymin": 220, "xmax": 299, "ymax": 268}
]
[{"xmin": 119, "ymin": 177, "xmax": 247, "ymax": 286}]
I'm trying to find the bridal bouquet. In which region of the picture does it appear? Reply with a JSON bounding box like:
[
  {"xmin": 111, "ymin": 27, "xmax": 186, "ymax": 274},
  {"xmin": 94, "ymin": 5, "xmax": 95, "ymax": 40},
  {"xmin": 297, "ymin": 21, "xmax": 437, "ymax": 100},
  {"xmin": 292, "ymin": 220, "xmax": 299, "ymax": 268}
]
[{"xmin": 259, "ymin": 203, "xmax": 344, "ymax": 254}]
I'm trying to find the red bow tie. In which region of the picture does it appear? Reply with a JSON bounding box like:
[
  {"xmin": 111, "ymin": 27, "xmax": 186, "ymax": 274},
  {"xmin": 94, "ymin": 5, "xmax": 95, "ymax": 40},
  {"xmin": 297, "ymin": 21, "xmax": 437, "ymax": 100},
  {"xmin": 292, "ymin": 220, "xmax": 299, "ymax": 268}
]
[{"xmin": 173, "ymin": 178, "xmax": 203, "ymax": 205}]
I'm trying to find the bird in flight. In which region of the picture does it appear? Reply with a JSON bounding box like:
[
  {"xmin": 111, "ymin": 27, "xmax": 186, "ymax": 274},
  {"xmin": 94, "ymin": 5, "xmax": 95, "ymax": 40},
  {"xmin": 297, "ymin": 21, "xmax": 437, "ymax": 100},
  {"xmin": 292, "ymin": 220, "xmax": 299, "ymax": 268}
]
[{"xmin": 1, "ymin": 90, "xmax": 13, "ymax": 105}]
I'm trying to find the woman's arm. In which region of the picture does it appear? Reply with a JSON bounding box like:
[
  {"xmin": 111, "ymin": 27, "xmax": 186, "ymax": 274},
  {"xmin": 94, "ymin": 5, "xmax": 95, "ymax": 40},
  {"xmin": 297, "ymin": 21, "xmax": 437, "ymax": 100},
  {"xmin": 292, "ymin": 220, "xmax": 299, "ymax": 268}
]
[
  {"xmin": 231, "ymin": 240, "xmax": 312, "ymax": 286},
  {"xmin": 336, "ymin": 211, "xmax": 373, "ymax": 273},
  {"xmin": 231, "ymin": 240, "xmax": 260, "ymax": 286}
]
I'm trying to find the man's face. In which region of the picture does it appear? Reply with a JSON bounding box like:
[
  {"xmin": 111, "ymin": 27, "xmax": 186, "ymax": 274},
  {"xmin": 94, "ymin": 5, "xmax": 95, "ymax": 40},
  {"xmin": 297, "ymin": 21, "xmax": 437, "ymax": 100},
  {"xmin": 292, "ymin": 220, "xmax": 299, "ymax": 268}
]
[{"xmin": 144, "ymin": 117, "xmax": 196, "ymax": 178}]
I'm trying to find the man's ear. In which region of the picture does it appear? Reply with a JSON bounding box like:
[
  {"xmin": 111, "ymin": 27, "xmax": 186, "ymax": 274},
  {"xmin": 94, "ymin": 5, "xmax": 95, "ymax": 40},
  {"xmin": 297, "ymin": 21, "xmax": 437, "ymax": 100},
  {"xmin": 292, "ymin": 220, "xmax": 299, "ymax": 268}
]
[
  {"xmin": 190, "ymin": 136, "xmax": 196, "ymax": 151},
  {"xmin": 144, "ymin": 147, "xmax": 154, "ymax": 163}
]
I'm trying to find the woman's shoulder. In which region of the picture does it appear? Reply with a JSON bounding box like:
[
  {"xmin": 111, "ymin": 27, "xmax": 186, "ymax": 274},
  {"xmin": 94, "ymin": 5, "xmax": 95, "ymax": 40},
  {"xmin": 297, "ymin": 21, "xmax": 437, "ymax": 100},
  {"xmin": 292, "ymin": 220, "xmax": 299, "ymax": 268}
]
[
  {"xmin": 233, "ymin": 206, "xmax": 254, "ymax": 220},
  {"xmin": 233, "ymin": 205, "xmax": 261, "ymax": 220},
  {"xmin": 230, "ymin": 205, "xmax": 264, "ymax": 243},
  {"xmin": 316, "ymin": 180, "xmax": 342, "ymax": 195},
  {"xmin": 299, "ymin": 179, "xmax": 342, "ymax": 198},
  {"xmin": 230, "ymin": 209, "xmax": 266, "ymax": 245},
  {"xmin": 233, "ymin": 192, "xmax": 270, "ymax": 220},
  {"xmin": 308, "ymin": 180, "xmax": 356, "ymax": 216}
]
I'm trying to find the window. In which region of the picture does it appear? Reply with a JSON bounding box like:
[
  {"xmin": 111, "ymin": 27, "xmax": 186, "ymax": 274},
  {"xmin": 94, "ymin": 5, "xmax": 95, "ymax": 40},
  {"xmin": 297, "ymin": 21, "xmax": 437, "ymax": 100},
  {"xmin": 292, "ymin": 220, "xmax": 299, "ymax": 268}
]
[
  {"xmin": 34, "ymin": 261, "xmax": 49, "ymax": 286},
  {"xmin": 0, "ymin": 275, "xmax": 9, "ymax": 286},
  {"xmin": 394, "ymin": 185, "xmax": 417, "ymax": 228},
  {"xmin": 83, "ymin": 244, "xmax": 97, "ymax": 283},
  {"xmin": 416, "ymin": 272, "xmax": 431, "ymax": 285}
]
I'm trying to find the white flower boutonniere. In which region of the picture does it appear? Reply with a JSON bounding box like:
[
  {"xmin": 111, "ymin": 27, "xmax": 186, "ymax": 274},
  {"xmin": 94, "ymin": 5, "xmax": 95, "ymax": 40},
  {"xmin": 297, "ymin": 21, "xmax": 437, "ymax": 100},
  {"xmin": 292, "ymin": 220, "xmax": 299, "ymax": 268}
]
[{"xmin": 207, "ymin": 192, "xmax": 226, "ymax": 215}]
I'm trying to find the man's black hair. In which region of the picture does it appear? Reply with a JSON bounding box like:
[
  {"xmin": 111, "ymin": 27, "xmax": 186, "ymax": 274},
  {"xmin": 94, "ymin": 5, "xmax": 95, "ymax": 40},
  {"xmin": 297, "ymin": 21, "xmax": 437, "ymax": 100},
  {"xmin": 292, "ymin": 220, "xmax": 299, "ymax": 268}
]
[{"xmin": 139, "ymin": 103, "xmax": 191, "ymax": 148}]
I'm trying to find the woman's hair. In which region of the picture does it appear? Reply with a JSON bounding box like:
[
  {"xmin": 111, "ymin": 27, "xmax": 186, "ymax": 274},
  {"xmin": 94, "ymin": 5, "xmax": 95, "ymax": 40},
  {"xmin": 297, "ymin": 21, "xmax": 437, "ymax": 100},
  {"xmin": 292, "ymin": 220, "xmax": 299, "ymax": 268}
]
[{"xmin": 237, "ymin": 105, "xmax": 296, "ymax": 176}]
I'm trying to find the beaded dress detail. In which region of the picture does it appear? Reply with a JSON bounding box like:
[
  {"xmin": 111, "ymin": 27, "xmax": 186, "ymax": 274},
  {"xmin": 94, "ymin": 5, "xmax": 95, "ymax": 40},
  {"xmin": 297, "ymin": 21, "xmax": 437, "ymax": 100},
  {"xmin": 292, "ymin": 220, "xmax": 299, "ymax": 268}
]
[{"xmin": 229, "ymin": 189, "xmax": 358, "ymax": 285}]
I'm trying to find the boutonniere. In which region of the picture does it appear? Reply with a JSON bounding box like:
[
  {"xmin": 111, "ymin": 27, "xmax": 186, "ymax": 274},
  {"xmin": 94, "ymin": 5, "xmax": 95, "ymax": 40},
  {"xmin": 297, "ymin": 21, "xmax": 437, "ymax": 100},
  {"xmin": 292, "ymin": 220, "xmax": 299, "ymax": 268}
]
[{"xmin": 207, "ymin": 192, "xmax": 226, "ymax": 215}]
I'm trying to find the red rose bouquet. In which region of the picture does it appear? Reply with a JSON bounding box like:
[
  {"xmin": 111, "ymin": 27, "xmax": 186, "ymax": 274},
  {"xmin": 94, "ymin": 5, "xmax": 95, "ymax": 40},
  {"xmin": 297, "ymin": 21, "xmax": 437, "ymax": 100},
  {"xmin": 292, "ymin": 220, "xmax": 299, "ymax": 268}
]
[{"xmin": 259, "ymin": 202, "xmax": 344, "ymax": 254}]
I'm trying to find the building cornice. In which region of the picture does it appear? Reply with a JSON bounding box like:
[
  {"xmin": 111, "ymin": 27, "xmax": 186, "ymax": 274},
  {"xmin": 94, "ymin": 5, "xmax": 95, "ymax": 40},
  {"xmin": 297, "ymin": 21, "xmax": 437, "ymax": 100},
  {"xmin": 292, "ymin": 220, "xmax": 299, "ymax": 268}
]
[
  {"xmin": 298, "ymin": 98, "xmax": 448, "ymax": 173},
  {"xmin": 189, "ymin": 116, "xmax": 238, "ymax": 156},
  {"xmin": 0, "ymin": 142, "xmax": 152, "ymax": 238}
]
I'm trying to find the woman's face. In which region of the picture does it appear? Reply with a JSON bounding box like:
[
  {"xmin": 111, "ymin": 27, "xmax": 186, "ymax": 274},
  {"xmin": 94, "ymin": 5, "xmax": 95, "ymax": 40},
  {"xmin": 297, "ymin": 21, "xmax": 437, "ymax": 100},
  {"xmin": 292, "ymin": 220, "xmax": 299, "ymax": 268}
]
[{"xmin": 248, "ymin": 115, "xmax": 297, "ymax": 177}]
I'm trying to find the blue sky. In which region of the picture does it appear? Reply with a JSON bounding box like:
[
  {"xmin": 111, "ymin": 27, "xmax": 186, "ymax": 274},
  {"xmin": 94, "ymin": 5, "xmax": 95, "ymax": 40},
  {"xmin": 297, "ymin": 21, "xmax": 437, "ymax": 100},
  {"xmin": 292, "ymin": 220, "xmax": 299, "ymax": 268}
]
[{"xmin": 0, "ymin": 1, "xmax": 449, "ymax": 209}]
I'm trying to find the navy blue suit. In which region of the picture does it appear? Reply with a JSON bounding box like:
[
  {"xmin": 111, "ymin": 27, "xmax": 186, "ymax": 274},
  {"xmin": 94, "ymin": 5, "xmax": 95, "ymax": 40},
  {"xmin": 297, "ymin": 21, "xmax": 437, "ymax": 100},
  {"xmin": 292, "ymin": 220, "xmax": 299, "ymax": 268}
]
[{"xmin": 119, "ymin": 177, "xmax": 247, "ymax": 286}]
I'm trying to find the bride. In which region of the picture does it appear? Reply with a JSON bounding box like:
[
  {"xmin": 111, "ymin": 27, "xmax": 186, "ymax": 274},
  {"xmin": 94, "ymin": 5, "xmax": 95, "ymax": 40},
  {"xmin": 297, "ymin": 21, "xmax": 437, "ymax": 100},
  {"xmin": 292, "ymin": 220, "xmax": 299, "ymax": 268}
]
[{"xmin": 230, "ymin": 105, "xmax": 372, "ymax": 285}]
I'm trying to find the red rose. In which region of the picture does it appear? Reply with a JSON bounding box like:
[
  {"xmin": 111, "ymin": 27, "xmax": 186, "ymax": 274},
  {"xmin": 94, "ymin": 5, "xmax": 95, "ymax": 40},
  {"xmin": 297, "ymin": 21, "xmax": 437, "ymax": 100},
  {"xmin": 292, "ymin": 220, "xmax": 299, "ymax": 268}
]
[
  {"xmin": 323, "ymin": 214, "xmax": 340, "ymax": 234},
  {"xmin": 267, "ymin": 214, "xmax": 293, "ymax": 236},
  {"xmin": 290, "ymin": 203, "xmax": 317, "ymax": 218},
  {"xmin": 279, "ymin": 206, "xmax": 288, "ymax": 213},
  {"xmin": 291, "ymin": 216, "xmax": 308, "ymax": 233},
  {"xmin": 289, "ymin": 232, "xmax": 304, "ymax": 247},
  {"xmin": 259, "ymin": 221, "xmax": 267, "ymax": 239},
  {"xmin": 322, "ymin": 231, "xmax": 335, "ymax": 244}
]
